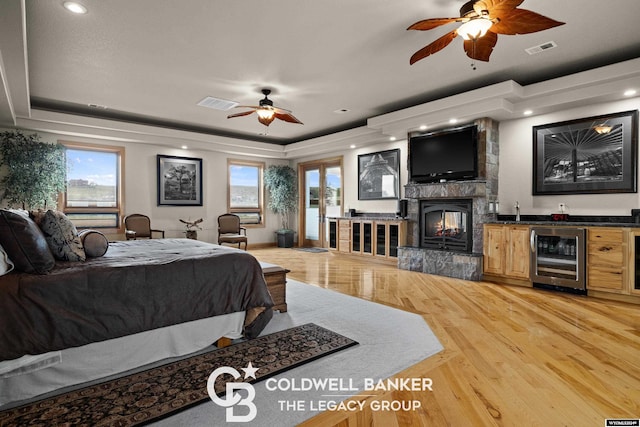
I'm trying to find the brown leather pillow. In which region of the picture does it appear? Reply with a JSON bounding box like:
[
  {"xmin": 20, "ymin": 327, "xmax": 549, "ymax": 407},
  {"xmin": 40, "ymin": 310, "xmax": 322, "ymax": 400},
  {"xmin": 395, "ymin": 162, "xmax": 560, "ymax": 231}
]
[{"xmin": 0, "ymin": 209, "xmax": 55, "ymax": 274}]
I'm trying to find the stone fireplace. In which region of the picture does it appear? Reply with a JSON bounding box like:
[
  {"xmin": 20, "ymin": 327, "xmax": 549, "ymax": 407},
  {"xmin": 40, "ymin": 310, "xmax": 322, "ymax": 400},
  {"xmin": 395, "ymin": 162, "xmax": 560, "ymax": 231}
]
[{"xmin": 398, "ymin": 118, "xmax": 499, "ymax": 281}]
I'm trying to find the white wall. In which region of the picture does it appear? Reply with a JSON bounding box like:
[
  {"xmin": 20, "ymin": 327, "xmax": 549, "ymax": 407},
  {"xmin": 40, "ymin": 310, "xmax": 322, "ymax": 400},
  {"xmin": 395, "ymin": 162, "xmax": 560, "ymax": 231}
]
[
  {"xmin": 499, "ymin": 97, "xmax": 640, "ymax": 217},
  {"xmin": 293, "ymin": 139, "xmax": 408, "ymax": 216},
  {"xmin": 28, "ymin": 130, "xmax": 289, "ymax": 244},
  {"xmin": 5, "ymin": 94, "xmax": 638, "ymax": 242}
]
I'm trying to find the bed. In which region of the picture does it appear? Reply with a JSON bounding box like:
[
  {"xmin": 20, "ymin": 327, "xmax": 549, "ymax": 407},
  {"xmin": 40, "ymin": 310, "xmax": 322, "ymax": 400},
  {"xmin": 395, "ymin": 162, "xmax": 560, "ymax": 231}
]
[{"xmin": 0, "ymin": 232, "xmax": 275, "ymax": 407}]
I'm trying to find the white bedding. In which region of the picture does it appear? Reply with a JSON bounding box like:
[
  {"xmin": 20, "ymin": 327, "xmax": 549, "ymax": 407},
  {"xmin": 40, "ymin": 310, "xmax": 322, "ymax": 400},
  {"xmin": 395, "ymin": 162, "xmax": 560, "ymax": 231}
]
[{"xmin": 0, "ymin": 311, "xmax": 245, "ymax": 408}]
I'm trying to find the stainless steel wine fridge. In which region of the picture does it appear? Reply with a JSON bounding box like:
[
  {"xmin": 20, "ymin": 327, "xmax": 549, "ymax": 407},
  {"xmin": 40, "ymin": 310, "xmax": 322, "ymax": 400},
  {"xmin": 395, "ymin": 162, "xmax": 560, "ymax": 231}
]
[{"xmin": 530, "ymin": 227, "xmax": 586, "ymax": 294}]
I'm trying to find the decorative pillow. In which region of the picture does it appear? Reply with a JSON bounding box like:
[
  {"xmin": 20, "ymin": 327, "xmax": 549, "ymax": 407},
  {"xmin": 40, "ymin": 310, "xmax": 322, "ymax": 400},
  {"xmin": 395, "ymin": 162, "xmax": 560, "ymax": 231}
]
[
  {"xmin": 0, "ymin": 209, "xmax": 55, "ymax": 274},
  {"xmin": 39, "ymin": 210, "xmax": 86, "ymax": 262},
  {"xmin": 0, "ymin": 243, "xmax": 14, "ymax": 276},
  {"xmin": 78, "ymin": 229, "xmax": 109, "ymax": 258}
]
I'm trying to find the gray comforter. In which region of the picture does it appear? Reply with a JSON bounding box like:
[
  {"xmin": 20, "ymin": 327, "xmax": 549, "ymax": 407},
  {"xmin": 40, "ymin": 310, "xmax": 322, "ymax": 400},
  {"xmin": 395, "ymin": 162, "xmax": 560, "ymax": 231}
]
[{"xmin": 0, "ymin": 239, "xmax": 273, "ymax": 361}]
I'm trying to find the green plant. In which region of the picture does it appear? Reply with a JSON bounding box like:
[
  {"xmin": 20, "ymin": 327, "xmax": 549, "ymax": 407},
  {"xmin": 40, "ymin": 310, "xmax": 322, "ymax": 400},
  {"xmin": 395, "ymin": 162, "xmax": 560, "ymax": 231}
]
[
  {"xmin": 0, "ymin": 131, "xmax": 66, "ymax": 210},
  {"xmin": 264, "ymin": 165, "xmax": 298, "ymax": 231}
]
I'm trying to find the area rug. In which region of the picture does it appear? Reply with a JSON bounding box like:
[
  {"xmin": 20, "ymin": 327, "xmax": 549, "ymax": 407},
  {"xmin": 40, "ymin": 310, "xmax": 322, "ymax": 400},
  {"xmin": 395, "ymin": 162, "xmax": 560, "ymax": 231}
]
[
  {"xmin": 156, "ymin": 280, "xmax": 444, "ymax": 426},
  {"xmin": 0, "ymin": 323, "xmax": 358, "ymax": 427},
  {"xmin": 293, "ymin": 247, "xmax": 328, "ymax": 253}
]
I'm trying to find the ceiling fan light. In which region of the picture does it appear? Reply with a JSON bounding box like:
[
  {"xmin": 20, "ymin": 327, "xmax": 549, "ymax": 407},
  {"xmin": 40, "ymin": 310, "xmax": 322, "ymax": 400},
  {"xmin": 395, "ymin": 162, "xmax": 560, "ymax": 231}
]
[
  {"xmin": 256, "ymin": 108, "xmax": 275, "ymax": 120},
  {"xmin": 457, "ymin": 18, "xmax": 493, "ymax": 40}
]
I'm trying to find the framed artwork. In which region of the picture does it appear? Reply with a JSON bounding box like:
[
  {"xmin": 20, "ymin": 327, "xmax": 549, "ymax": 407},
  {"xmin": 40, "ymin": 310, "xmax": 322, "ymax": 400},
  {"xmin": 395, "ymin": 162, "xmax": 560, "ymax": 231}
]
[
  {"xmin": 358, "ymin": 148, "xmax": 400, "ymax": 200},
  {"xmin": 157, "ymin": 155, "xmax": 203, "ymax": 206},
  {"xmin": 533, "ymin": 110, "xmax": 638, "ymax": 195}
]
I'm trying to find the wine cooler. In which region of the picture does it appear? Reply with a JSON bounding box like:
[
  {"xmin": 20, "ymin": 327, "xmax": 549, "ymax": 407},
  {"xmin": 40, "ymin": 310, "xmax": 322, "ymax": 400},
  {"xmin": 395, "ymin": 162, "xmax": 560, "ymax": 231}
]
[{"xmin": 530, "ymin": 227, "xmax": 586, "ymax": 294}]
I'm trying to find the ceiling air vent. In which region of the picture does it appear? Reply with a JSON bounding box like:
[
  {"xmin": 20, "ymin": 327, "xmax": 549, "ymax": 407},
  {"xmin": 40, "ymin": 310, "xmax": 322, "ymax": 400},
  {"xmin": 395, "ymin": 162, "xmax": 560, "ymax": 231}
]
[
  {"xmin": 196, "ymin": 96, "xmax": 238, "ymax": 111},
  {"xmin": 525, "ymin": 41, "xmax": 558, "ymax": 55}
]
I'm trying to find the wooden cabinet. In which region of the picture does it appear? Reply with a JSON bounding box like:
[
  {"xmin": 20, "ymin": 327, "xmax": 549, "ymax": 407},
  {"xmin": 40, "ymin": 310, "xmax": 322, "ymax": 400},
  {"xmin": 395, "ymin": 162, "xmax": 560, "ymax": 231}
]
[
  {"xmin": 374, "ymin": 221, "xmax": 405, "ymax": 259},
  {"xmin": 351, "ymin": 220, "xmax": 373, "ymax": 255},
  {"xmin": 329, "ymin": 218, "xmax": 406, "ymax": 261},
  {"xmin": 483, "ymin": 224, "xmax": 530, "ymax": 280},
  {"xmin": 505, "ymin": 225, "xmax": 530, "ymax": 279},
  {"xmin": 587, "ymin": 227, "xmax": 628, "ymax": 294},
  {"xmin": 328, "ymin": 219, "xmax": 337, "ymax": 250},
  {"xmin": 483, "ymin": 224, "xmax": 505, "ymax": 275},
  {"xmin": 628, "ymin": 230, "xmax": 640, "ymax": 297},
  {"xmin": 338, "ymin": 219, "xmax": 351, "ymax": 253},
  {"xmin": 482, "ymin": 223, "xmax": 640, "ymax": 303}
]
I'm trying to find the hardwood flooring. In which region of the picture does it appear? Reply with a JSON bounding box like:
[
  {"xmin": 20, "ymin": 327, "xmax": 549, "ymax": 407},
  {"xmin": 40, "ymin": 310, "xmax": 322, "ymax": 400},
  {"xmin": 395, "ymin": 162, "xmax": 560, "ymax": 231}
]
[{"xmin": 249, "ymin": 247, "xmax": 640, "ymax": 427}]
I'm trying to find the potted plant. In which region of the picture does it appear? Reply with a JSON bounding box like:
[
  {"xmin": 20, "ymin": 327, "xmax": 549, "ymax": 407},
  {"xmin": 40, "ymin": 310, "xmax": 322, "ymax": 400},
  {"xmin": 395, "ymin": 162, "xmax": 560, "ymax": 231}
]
[
  {"xmin": 264, "ymin": 165, "xmax": 298, "ymax": 248},
  {"xmin": 0, "ymin": 131, "xmax": 66, "ymax": 209}
]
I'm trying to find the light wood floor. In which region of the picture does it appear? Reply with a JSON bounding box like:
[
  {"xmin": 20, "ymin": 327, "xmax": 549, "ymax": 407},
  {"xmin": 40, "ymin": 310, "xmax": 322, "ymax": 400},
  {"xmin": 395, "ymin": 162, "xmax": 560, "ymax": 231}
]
[{"xmin": 249, "ymin": 247, "xmax": 640, "ymax": 427}]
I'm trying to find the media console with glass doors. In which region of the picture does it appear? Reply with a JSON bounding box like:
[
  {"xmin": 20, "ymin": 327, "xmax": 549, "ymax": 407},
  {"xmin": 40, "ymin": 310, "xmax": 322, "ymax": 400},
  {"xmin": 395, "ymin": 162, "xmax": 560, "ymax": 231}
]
[{"xmin": 327, "ymin": 217, "xmax": 406, "ymax": 261}]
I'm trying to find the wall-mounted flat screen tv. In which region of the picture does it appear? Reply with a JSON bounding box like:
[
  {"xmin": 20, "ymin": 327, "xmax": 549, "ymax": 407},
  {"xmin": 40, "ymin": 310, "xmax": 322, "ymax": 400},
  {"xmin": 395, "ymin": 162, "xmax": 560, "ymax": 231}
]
[{"xmin": 409, "ymin": 124, "xmax": 478, "ymax": 183}]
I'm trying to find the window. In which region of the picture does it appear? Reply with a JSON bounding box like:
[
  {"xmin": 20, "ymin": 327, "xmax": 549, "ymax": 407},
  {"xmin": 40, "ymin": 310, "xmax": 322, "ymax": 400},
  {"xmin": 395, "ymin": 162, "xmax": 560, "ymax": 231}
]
[
  {"xmin": 228, "ymin": 159, "xmax": 264, "ymax": 226},
  {"xmin": 61, "ymin": 142, "xmax": 124, "ymax": 231}
]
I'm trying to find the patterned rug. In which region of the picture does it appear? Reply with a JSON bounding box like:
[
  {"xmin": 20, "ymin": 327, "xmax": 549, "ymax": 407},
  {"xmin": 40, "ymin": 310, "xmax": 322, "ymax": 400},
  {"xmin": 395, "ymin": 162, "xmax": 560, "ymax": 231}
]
[
  {"xmin": 0, "ymin": 323, "xmax": 358, "ymax": 427},
  {"xmin": 294, "ymin": 247, "xmax": 328, "ymax": 253}
]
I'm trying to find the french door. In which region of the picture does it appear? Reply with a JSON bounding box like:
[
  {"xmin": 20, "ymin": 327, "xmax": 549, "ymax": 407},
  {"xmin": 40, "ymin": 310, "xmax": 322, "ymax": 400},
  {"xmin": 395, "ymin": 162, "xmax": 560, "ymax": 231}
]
[{"xmin": 298, "ymin": 157, "xmax": 343, "ymax": 248}]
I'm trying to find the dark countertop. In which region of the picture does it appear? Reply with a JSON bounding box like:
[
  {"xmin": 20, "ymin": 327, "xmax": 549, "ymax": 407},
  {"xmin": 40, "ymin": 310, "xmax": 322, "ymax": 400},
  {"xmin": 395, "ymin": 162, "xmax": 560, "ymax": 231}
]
[
  {"xmin": 488, "ymin": 214, "xmax": 640, "ymax": 228},
  {"xmin": 329, "ymin": 214, "xmax": 640, "ymax": 227}
]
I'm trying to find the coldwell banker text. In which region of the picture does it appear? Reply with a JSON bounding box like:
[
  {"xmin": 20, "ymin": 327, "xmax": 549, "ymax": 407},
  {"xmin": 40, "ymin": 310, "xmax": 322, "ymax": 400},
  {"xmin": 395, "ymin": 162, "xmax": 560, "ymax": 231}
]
[{"xmin": 266, "ymin": 377, "xmax": 433, "ymax": 413}]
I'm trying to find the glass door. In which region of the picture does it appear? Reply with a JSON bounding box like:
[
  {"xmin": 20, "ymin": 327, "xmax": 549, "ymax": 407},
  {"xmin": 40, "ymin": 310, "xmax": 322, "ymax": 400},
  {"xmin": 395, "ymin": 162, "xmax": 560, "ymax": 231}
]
[
  {"xmin": 530, "ymin": 227, "xmax": 586, "ymax": 292},
  {"xmin": 299, "ymin": 158, "xmax": 343, "ymax": 248}
]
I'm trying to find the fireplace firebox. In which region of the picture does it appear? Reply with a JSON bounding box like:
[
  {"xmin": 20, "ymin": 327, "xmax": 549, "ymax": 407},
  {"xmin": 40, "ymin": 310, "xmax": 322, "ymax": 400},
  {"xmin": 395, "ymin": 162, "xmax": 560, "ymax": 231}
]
[{"xmin": 420, "ymin": 199, "xmax": 472, "ymax": 252}]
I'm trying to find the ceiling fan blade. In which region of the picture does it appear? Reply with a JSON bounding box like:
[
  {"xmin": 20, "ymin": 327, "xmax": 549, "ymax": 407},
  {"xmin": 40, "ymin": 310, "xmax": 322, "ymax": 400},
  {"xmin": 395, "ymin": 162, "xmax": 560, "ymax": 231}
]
[
  {"xmin": 407, "ymin": 17, "xmax": 459, "ymax": 31},
  {"xmin": 463, "ymin": 31, "xmax": 498, "ymax": 61},
  {"xmin": 477, "ymin": 0, "xmax": 523, "ymax": 15},
  {"xmin": 490, "ymin": 9, "xmax": 565, "ymax": 35},
  {"xmin": 274, "ymin": 112, "xmax": 303, "ymax": 124},
  {"xmin": 273, "ymin": 106, "xmax": 293, "ymax": 114},
  {"xmin": 227, "ymin": 110, "xmax": 255, "ymax": 119},
  {"xmin": 410, "ymin": 30, "xmax": 458, "ymax": 65}
]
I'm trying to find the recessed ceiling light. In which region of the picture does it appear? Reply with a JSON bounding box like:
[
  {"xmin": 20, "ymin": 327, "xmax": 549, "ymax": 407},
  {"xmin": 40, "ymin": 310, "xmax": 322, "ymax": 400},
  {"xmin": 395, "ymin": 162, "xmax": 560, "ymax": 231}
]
[
  {"xmin": 419, "ymin": 125, "xmax": 427, "ymax": 130},
  {"xmin": 389, "ymin": 136, "xmax": 397, "ymax": 141},
  {"xmin": 181, "ymin": 145, "xmax": 188, "ymax": 150},
  {"xmin": 449, "ymin": 118, "xmax": 458, "ymax": 124},
  {"xmin": 624, "ymin": 89, "xmax": 637, "ymax": 97},
  {"xmin": 350, "ymin": 144, "xmax": 356, "ymax": 149},
  {"xmin": 523, "ymin": 110, "xmax": 533, "ymax": 116},
  {"xmin": 63, "ymin": 2, "xmax": 87, "ymax": 14}
]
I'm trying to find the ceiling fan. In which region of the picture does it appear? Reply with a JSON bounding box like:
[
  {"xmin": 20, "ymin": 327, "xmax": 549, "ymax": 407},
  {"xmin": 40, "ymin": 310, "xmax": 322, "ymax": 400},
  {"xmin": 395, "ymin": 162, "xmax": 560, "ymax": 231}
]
[
  {"xmin": 407, "ymin": 0, "xmax": 565, "ymax": 67},
  {"xmin": 227, "ymin": 89, "xmax": 303, "ymax": 127}
]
